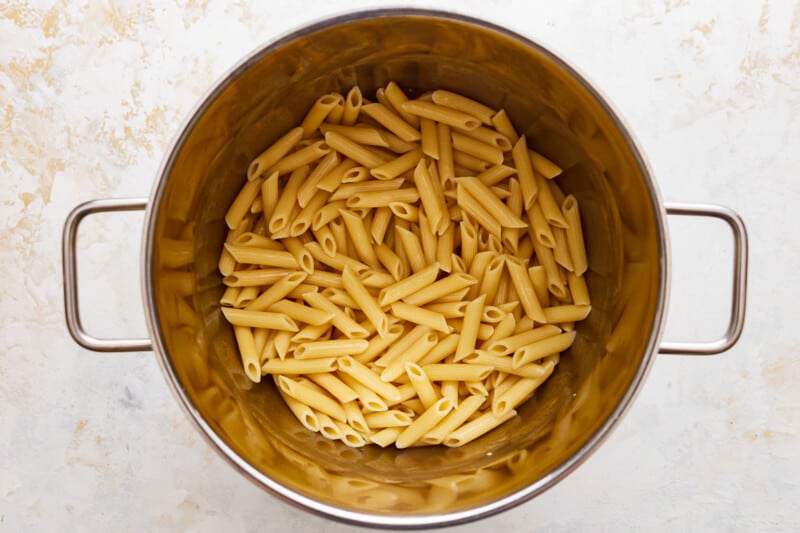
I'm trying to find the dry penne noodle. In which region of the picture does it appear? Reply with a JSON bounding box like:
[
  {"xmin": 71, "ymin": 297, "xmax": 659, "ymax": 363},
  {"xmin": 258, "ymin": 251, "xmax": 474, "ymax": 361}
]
[
  {"xmin": 361, "ymin": 102, "xmax": 420, "ymax": 143},
  {"xmin": 245, "ymin": 271, "xmax": 307, "ymax": 311},
  {"xmin": 543, "ymin": 304, "xmax": 592, "ymax": 323},
  {"xmin": 371, "ymin": 148, "xmax": 423, "ymax": 180},
  {"xmin": 262, "ymin": 357, "xmax": 337, "ymax": 375},
  {"xmin": 225, "ymin": 177, "xmax": 263, "ymax": 230},
  {"xmin": 511, "ymin": 135, "xmax": 538, "ymax": 209},
  {"xmin": 567, "ymin": 272, "xmax": 591, "ymax": 306},
  {"xmin": 346, "ymin": 188, "xmax": 420, "ymax": 208},
  {"xmin": 490, "ymin": 109, "xmax": 519, "ymax": 144},
  {"xmin": 319, "ymin": 123, "xmax": 390, "ymax": 147},
  {"xmin": 374, "ymin": 325, "xmax": 431, "ymax": 367},
  {"xmin": 329, "ymin": 176, "xmax": 404, "ymax": 202},
  {"xmin": 278, "ymin": 375, "xmax": 347, "ymax": 422},
  {"xmin": 432, "ymin": 90, "xmax": 494, "ymax": 125},
  {"xmin": 269, "ymin": 140, "xmax": 331, "ymax": 176},
  {"xmin": 380, "ymin": 330, "xmax": 439, "ymax": 382},
  {"xmin": 248, "ymin": 128, "xmax": 304, "ymax": 181},
  {"xmin": 401, "ymin": 100, "xmax": 481, "ymax": 130},
  {"xmin": 529, "ymin": 150, "xmax": 562, "ymax": 179},
  {"xmin": 457, "ymin": 185, "xmax": 502, "ymax": 238},
  {"xmin": 403, "ymin": 272, "xmax": 477, "ymax": 307},
  {"xmin": 223, "ymin": 268, "xmax": 286, "ymax": 287},
  {"xmin": 451, "ymin": 131, "xmax": 504, "ymax": 165},
  {"xmin": 535, "ymin": 172, "xmax": 568, "ymax": 228},
  {"xmin": 300, "ymin": 93, "xmax": 341, "ymax": 137},
  {"xmin": 486, "ymin": 324, "xmax": 562, "ymax": 356},
  {"xmin": 405, "ymin": 362, "xmax": 439, "ymax": 409},
  {"xmin": 563, "ymin": 195, "xmax": 588, "ymax": 275},
  {"xmin": 384, "ymin": 81, "xmax": 419, "ymax": 127},
  {"xmin": 218, "ymin": 84, "xmax": 592, "ymax": 448},
  {"xmin": 294, "ymin": 338, "xmax": 369, "ymax": 359},
  {"xmin": 341, "ymin": 86, "xmax": 362, "ymax": 125},
  {"xmin": 396, "ymin": 398, "xmax": 453, "ymax": 448},
  {"xmin": 512, "ymin": 331, "xmax": 577, "ymax": 368},
  {"xmin": 337, "ymin": 356, "xmax": 402, "ymax": 403},
  {"xmin": 268, "ymin": 299, "xmax": 334, "ymax": 326},
  {"xmin": 297, "ymin": 150, "xmax": 339, "ymax": 207},
  {"xmin": 302, "ymin": 292, "xmax": 369, "ymax": 338},
  {"xmin": 324, "ymin": 130, "xmax": 388, "ymax": 168},
  {"xmin": 505, "ymin": 256, "xmax": 546, "ymax": 323},
  {"xmin": 222, "ymin": 307, "xmax": 298, "ymax": 331},
  {"xmin": 423, "ymin": 364, "xmax": 493, "ymax": 382}
]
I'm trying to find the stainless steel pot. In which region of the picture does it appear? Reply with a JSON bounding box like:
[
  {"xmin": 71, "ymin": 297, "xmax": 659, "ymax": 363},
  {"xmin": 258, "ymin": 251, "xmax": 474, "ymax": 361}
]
[{"xmin": 62, "ymin": 9, "xmax": 748, "ymax": 529}]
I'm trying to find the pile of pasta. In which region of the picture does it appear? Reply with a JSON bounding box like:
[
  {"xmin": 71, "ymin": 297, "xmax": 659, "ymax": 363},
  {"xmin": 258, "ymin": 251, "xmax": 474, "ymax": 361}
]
[{"xmin": 217, "ymin": 83, "xmax": 591, "ymax": 449}]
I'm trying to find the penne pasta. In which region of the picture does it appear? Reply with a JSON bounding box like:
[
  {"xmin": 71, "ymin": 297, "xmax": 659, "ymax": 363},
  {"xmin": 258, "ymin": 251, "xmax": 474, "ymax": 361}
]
[
  {"xmin": 401, "ymin": 100, "xmax": 481, "ymax": 130},
  {"xmin": 361, "ymin": 102, "xmax": 420, "ymax": 143},
  {"xmin": 511, "ymin": 135, "xmax": 538, "ymax": 209},
  {"xmin": 218, "ymin": 84, "xmax": 592, "ymax": 448},
  {"xmin": 563, "ymin": 195, "xmax": 588, "ymax": 275},
  {"xmin": 248, "ymin": 128, "xmax": 303, "ymax": 181}
]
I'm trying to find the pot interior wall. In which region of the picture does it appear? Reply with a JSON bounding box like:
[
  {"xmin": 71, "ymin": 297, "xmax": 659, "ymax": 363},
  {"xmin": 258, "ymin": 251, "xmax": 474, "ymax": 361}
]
[{"xmin": 148, "ymin": 13, "xmax": 663, "ymax": 517}]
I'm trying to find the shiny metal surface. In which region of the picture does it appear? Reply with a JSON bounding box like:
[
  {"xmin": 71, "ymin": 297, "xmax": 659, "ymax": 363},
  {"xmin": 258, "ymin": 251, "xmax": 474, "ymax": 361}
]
[
  {"xmin": 659, "ymin": 203, "xmax": 749, "ymax": 355},
  {"xmin": 62, "ymin": 198, "xmax": 152, "ymax": 352},
  {"xmin": 60, "ymin": 8, "xmax": 747, "ymax": 529},
  {"xmin": 143, "ymin": 9, "xmax": 667, "ymax": 527}
]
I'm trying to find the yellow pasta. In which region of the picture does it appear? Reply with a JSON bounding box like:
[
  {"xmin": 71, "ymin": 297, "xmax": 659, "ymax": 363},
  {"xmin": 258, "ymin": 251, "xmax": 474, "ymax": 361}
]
[
  {"xmin": 511, "ymin": 135, "xmax": 538, "ymax": 209},
  {"xmin": 262, "ymin": 358, "xmax": 337, "ymax": 375},
  {"xmin": 380, "ymin": 331, "xmax": 439, "ymax": 382},
  {"xmin": 248, "ymin": 127, "xmax": 303, "ymax": 181},
  {"xmin": 543, "ymin": 304, "xmax": 592, "ymax": 323},
  {"xmin": 401, "ymin": 100, "xmax": 481, "ymax": 130},
  {"xmin": 403, "ymin": 272, "xmax": 477, "ymax": 307},
  {"xmin": 530, "ymin": 149, "xmax": 562, "ymax": 179},
  {"xmin": 443, "ymin": 408, "xmax": 517, "ymax": 447},
  {"xmin": 405, "ymin": 362, "xmax": 439, "ymax": 409},
  {"xmin": 300, "ymin": 93, "xmax": 340, "ymax": 137},
  {"xmin": 346, "ymin": 188, "xmax": 420, "ymax": 209},
  {"xmin": 431, "ymin": 90, "xmax": 494, "ymax": 125},
  {"xmin": 563, "ymin": 195, "xmax": 588, "ymax": 275},
  {"xmin": 324, "ymin": 131, "xmax": 388, "ymax": 168},
  {"xmin": 384, "ymin": 81, "xmax": 419, "ymax": 128},
  {"xmin": 393, "ymin": 226, "xmax": 427, "ymax": 274},
  {"xmin": 218, "ymin": 84, "xmax": 592, "ymax": 448},
  {"xmin": 456, "ymin": 185, "xmax": 502, "ymax": 238},
  {"xmin": 269, "ymin": 140, "xmax": 330, "ymax": 176},
  {"xmin": 302, "ymin": 292, "xmax": 369, "ymax": 338},
  {"xmin": 232, "ymin": 325, "xmax": 261, "ymax": 382},
  {"xmin": 454, "ymin": 294, "xmax": 486, "ymax": 362},
  {"xmin": 245, "ymin": 271, "xmax": 307, "ymax": 311},
  {"xmin": 337, "ymin": 356, "xmax": 402, "ymax": 403},
  {"xmin": 341, "ymin": 86, "xmax": 363, "ymax": 126},
  {"xmin": 294, "ymin": 338, "xmax": 369, "ymax": 359},
  {"xmin": 396, "ymin": 398, "xmax": 453, "ymax": 448},
  {"xmin": 361, "ymin": 102, "xmax": 420, "ymax": 143},
  {"xmin": 512, "ymin": 331, "xmax": 576, "ymax": 368},
  {"xmin": 490, "ymin": 109, "xmax": 519, "ymax": 144},
  {"xmin": 451, "ymin": 131, "xmax": 503, "ymax": 165},
  {"xmin": 341, "ymin": 266, "xmax": 390, "ymax": 337},
  {"xmin": 422, "ymin": 394, "xmax": 485, "ymax": 445},
  {"xmin": 505, "ymin": 256, "xmax": 546, "ymax": 323},
  {"xmin": 277, "ymin": 375, "xmax": 346, "ymax": 422}
]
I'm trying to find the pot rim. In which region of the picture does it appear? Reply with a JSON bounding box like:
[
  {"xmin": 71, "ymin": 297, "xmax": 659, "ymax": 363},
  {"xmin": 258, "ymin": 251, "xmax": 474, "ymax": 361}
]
[{"xmin": 141, "ymin": 7, "xmax": 670, "ymax": 529}]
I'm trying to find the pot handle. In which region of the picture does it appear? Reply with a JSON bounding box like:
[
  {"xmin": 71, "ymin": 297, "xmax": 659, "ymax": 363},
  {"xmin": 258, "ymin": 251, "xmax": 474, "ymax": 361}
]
[
  {"xmin": 62, "ymin": 198, "xmax": 153, "ymax": 352},
  {"xmin": 658, "ymin": 203, "xmax": 748, "ymax": 355}
]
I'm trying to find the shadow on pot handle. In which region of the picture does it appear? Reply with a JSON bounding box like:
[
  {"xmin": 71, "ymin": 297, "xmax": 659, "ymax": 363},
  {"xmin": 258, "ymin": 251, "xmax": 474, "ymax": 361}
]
[
  {"xmin": 62, "ymin": 198, "xmax": 153, "ymax": 352},
  {"xmin": 659, "ymin": 202, "xmax": 748, "ymax": 355}
]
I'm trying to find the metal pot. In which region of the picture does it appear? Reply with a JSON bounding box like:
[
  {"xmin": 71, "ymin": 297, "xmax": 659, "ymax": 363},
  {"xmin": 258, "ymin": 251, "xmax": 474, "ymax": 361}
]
[{"xmin": 62, "ymin": 9, "xmax": 748, "ymax": 529}]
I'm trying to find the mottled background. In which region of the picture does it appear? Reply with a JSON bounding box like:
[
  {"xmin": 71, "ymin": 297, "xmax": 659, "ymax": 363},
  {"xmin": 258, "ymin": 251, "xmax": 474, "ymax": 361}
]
[{"xmin": 1, "ymin": 0, "xmax": 798, "ymax": 531}]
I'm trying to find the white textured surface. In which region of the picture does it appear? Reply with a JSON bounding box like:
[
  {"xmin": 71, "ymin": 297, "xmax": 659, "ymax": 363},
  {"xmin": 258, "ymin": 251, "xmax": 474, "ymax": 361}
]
[{"xmin": 1, "ymin": 1, "xmax": 798, "ymax": 531}]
